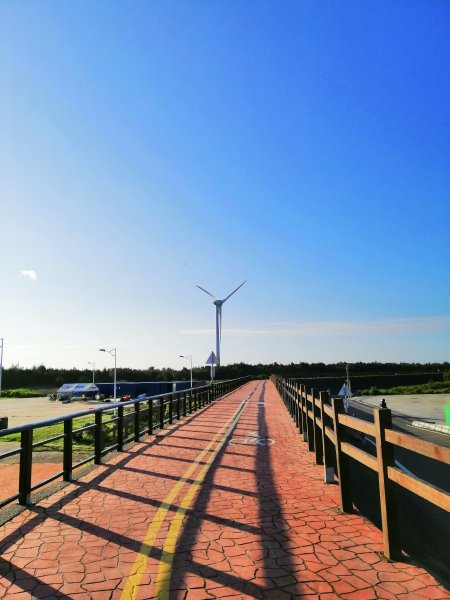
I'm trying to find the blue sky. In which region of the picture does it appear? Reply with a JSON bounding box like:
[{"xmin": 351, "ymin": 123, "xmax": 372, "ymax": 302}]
[{"xmin": 1, "ymin": 1, "xmax": 449, "ymax": 370}]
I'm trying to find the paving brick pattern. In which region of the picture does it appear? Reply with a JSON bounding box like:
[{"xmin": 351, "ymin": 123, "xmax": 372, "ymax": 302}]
[{"xmin": 0, "ymin": 380, "xmax": 448, "ymax": 599}]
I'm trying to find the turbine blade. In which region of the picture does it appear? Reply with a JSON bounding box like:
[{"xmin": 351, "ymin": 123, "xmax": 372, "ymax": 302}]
[
  {"xmin": 222, "ymin": 280, "xmax": 246, "ymax": 303},
  {"xmin": 196, "ymin": 285, "xmax": 216, "ymax": 301}
]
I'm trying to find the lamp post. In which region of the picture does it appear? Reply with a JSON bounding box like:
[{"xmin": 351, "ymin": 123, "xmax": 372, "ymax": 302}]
[
  {"xmin": 88, "ymin": 361, "xmax": 96, "ymax": 384},
  {"xmin": 99, "ymin": 348, "xmax": 116, "ymax": 400},
  {"xmin": 179, "ymin": 354, "xmax": 193, "ymax": 388}
]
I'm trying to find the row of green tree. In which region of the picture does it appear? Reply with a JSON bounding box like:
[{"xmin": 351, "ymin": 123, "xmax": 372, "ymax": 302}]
[{"xmin": 2, "ymin": 361, "xmax": 448, "ymax": 390}]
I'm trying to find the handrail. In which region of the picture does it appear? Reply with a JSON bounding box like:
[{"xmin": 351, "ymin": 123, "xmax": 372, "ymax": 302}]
[
  {"xmin": 272, "ymin": 374, "xmax": 450, "ymax": 562},
  {"xmin": 0, "ymin": 383, "xmax": 212, "ymax": 437},
  {"xmin": 0, "ymin": 376, "xmax": 251, "ymax": 509}
]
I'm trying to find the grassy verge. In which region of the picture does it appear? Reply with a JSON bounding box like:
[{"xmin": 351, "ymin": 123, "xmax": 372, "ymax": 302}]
[
  {"xmin": 0, "ymin": 404, "xmax": 164, "ymax": 452},
  {"xmin": 360, "ymin": 381, "xmax": 450, "ymax": 396},
  {"xmin": 1, "ymin": 415, "xmax": 110, "ymax": 452},
  {"xmin": 0, "ymin": 388, "xmax": 56, "ymax": 399}
]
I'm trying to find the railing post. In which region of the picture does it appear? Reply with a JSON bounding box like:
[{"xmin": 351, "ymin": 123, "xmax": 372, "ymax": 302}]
[
  {"xmin": 19, "ymin": 429, "xmax": 33, "ymax": 505},
  {"xmin": 313, "ymin": 391, "xmax": 323, "ymax": 465},
  {"xmin": 94, "ymin": 412, "xmax": 103, "ymax": 465},
  {"xmin": 374, "ymin": 408, "xmax": 401, "ymax": 560},
  {"xmin": 134, "ymin": 402, "xmax": 140, "ymax": 442},
  {"xmin": 189, "ymin": 391, "xmax": 193, "ymax": 413},
  {"xmin": 332, "ymin": 397, "xmax": 352, "ymax": 513},
  {"xmin": 320, "ymin": 391, "xmax": 335, "ymax": 483},
  {"xmin": 148, "ymin": 398, "xmax": 153, "ymax": 435},
  {"xmin": 300, "ymin": 384, "xmax": 307, "ymax": 442},
  {"xmin": 306, "ymin": 388, "xmax": 315, "ymax": 452},
  {"xmin": 63, "ymin": 419, "xmax": 73, "ymax": 481},
  {"xmin": 160, "ymin": 397, "xmax": 165, "ymax": 430},
  {"xmin": 183, "ymin": 391, "xmax": 187, "ymax": 416},
  {"xmin": 117, "ymin": 405, "xmax": 124, "ymax": 451},
  {"xmin": 176, "ymin": 393, "xmax": 181, "ymax": 420},
  {"xmin": 295, "ymin": 384, "xmax": 301, "ymax": 430},
  {"xmin": 168, "ymin": 393, "xmax": 173, "ymax": 424}
]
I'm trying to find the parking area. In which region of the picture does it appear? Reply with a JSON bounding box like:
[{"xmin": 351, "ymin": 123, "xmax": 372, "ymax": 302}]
[{"xmin": 0, "ymin": 396, "xmax": 99, "ymax": 429}]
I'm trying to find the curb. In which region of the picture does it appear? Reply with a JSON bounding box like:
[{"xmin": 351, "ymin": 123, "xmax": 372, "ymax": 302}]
[
  {"xmin": 351, "ymin": 398, "xmax": 450, "ymax": 436},
  {"xmin": 411, "ymin": 420, "xmax": 450, "ymax": 435}
]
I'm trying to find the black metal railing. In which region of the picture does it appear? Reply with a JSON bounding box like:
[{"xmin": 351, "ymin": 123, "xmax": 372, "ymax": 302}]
[{"xmin": 0, "ymin": 377, "xmax": 250, "ymax": 508}]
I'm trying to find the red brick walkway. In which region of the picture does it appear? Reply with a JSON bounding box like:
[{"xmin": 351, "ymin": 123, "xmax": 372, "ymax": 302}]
[{"xmin": 0, "ymin": 380, "xmax": 448, "ymax": 599}]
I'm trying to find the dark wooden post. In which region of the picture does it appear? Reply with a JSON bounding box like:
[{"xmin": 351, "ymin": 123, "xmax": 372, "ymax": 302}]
[
  {"xmin": 320, "ymin": 391, "xmax": 335, "ymax": 483},
  {"xmin": 63, "ymin": 419, "xmax": 73, "ymax": 482},
  {"xmin": 374, "ymin": 408, "xmax": 401, "ymax": 560},
  {"xmin": 306, "ymin": 388, "xmax": 315, "ymax": 452},
  {"xmin": 331, "ymin": 397, "xmax": 352, "ymax": 512},
  {"xmin": 313, "ymin": 391, "xmax": 324, "ymax": 465},
  {"xmin": 296, "ymin": 384, "xmax": 302, "ymax": 431},
  {"xmin": 19, "ymin": 429, "xmax": 33, "ymax": 505},
  {"xmin": 300, "ymin": 384, "xmax": 308, "ymax": 442}
]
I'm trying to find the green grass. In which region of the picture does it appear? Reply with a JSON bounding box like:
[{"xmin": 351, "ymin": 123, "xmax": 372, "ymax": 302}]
[
  {"xmin": 360, "ymin": 381, "xmax": 450, "ymax": 396},
  {"xmin": 0, "ymin": 388, "xmax": 55, "ymax": 398},
  {"xmin": 0, "ymin": 404, "xmax": 165, "ymax": 452}
]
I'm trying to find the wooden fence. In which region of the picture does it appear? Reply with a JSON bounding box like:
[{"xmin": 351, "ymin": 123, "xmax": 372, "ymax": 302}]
[{"xmin": 272, "ymin": 376, "xmax": 450, "ymax": 561}]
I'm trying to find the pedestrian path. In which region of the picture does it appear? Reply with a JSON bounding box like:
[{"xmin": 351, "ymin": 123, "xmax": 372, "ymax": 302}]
[{"xmin": 0, "ymin": 380, "xmax": 448, "ymax": 599}]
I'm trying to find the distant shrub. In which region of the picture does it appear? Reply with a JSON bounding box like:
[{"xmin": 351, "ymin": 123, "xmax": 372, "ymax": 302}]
[{"xmin": 1, "ymin": 388, "xmax": 42, "ymax": 398}]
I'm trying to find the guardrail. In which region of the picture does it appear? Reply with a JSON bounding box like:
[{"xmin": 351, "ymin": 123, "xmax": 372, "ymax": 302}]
[
  {"xmin": 272, "ymin": 375, "xmax": 450, "ymax": 561},
  {"xmin": 0, "ymin": 376, "xmax": 250, "ymax": 509}
]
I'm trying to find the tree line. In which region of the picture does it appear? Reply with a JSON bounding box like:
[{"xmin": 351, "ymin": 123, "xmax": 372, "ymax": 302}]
[{"xmin": 2, "ymin": 361, "xmax": 448, "ymax": 390}]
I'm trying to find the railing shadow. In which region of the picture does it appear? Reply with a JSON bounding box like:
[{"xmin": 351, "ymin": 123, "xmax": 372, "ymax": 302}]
[
  {"xmin": 167, "ymin": 381, "xmax": 307, "ymax": 597},
  {"xmin": 0, "ymin": 398, "xmax": 236, "ymax": 597}
]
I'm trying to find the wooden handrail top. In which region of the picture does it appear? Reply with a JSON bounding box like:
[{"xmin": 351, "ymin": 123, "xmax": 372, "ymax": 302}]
[
  {"xmin": 325, "ymin": 426, "xmax": 336, "ymax": 444},
  {"xmin": 338, "ymin": 413, "xmax": 376, "ymax": 436},
  {"xmin": 385, "ymin": 429, "xmax": 450, "ymax": 465},
  {"xmin": 322, "ymin": 404, "xmax": 333, "ymax": 418},
  {"xmin": 341, "ymin": 441, "xmax": 378, "ymax": 472},
  {"xmin": 388, "ymin": 466, "xmax": 450, "ymax": 513}
]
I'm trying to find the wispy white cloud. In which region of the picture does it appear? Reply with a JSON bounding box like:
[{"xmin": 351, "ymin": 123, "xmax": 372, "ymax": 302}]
[
  {"xmin": 179, "ymin": 316, "xmax": 450, "ymax": 337},
  {"xmin": 20, "ymin": 270, "xmax": 37, "ymax": 281}
]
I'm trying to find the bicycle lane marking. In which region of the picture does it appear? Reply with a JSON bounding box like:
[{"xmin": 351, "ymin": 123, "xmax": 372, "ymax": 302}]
[
  {"xmin": 120, "ymin": 381, "xmax": 260, "ymax": 600},
  {"xmin": 153, "ymin": 382, "xmax": 261, "ymax": 599}
]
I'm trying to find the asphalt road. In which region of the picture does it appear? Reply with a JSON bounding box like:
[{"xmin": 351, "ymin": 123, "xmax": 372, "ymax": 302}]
[{"xmin": 346, "ymin": 399, "xmax": 450, "ymax": 585}]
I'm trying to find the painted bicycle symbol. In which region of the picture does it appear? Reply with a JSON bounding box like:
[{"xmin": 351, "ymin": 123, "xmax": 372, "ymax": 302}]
[{"xmin": 229, "ymin": 432, "xmax": 275, "ymax": 446}]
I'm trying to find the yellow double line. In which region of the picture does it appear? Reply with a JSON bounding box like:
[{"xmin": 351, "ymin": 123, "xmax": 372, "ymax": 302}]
[{"xmin": 121, "ymin": 384, "xmax": 256, "ymax": 600}]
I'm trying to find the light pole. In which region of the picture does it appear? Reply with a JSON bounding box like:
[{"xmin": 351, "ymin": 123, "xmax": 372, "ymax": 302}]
[
  {"xmin": 88, "ymin": 361, "xmax": 96, "ymax": 384},
  {"xmin": 179, "ymin": 354, "xmax": 193, "ymax": 388},
  {"xmin": 99, "ymin": 348, "xmax": 116, "ymax": 400},
  {"xmin": 0, "ymin": 338, "xmax": 3, "ymax": 398}
]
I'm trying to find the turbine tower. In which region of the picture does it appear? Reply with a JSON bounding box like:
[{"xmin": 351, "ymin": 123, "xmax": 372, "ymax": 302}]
[{"xmin": 196, "ymin": 281, "xmax": 246, "ymax": 367}]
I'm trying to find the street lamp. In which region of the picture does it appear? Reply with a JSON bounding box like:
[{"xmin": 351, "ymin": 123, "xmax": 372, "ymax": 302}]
[
  {"xmin": 179, "ymin": 354, "xmax": 193, "ymax": 388},
  {"xmin": 88, "ymin": 361, "xmax": 96, "ymax": 384},
  {"xmin": 99, "ymin": 348, "xmax": 116, "ymax": 400}
]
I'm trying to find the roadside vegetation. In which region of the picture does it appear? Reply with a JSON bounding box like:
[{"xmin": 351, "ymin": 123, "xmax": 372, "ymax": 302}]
[
  {"xmin": 361, "ymin": 378, "xmax": 450, "ymax": 396},
  {"xmin": 0, "ymin": 405, "xmax": 162, "ymax": 452},
  {"xmin": 0, "ymin": 388, "xmax": 55, "ymax": 399},
  {"xmin": 1, "ymin": 415, "xmax": 99, "ymax": 451},
  {"xmin": 2, "ymin": 361, "xmax": 449, "ymax": 389}
]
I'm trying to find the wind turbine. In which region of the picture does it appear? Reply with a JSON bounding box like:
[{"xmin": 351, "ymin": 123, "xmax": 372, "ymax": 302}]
[{"xmin": 196, "ymin": 281, "xmax": 246, "ymax": 367}]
